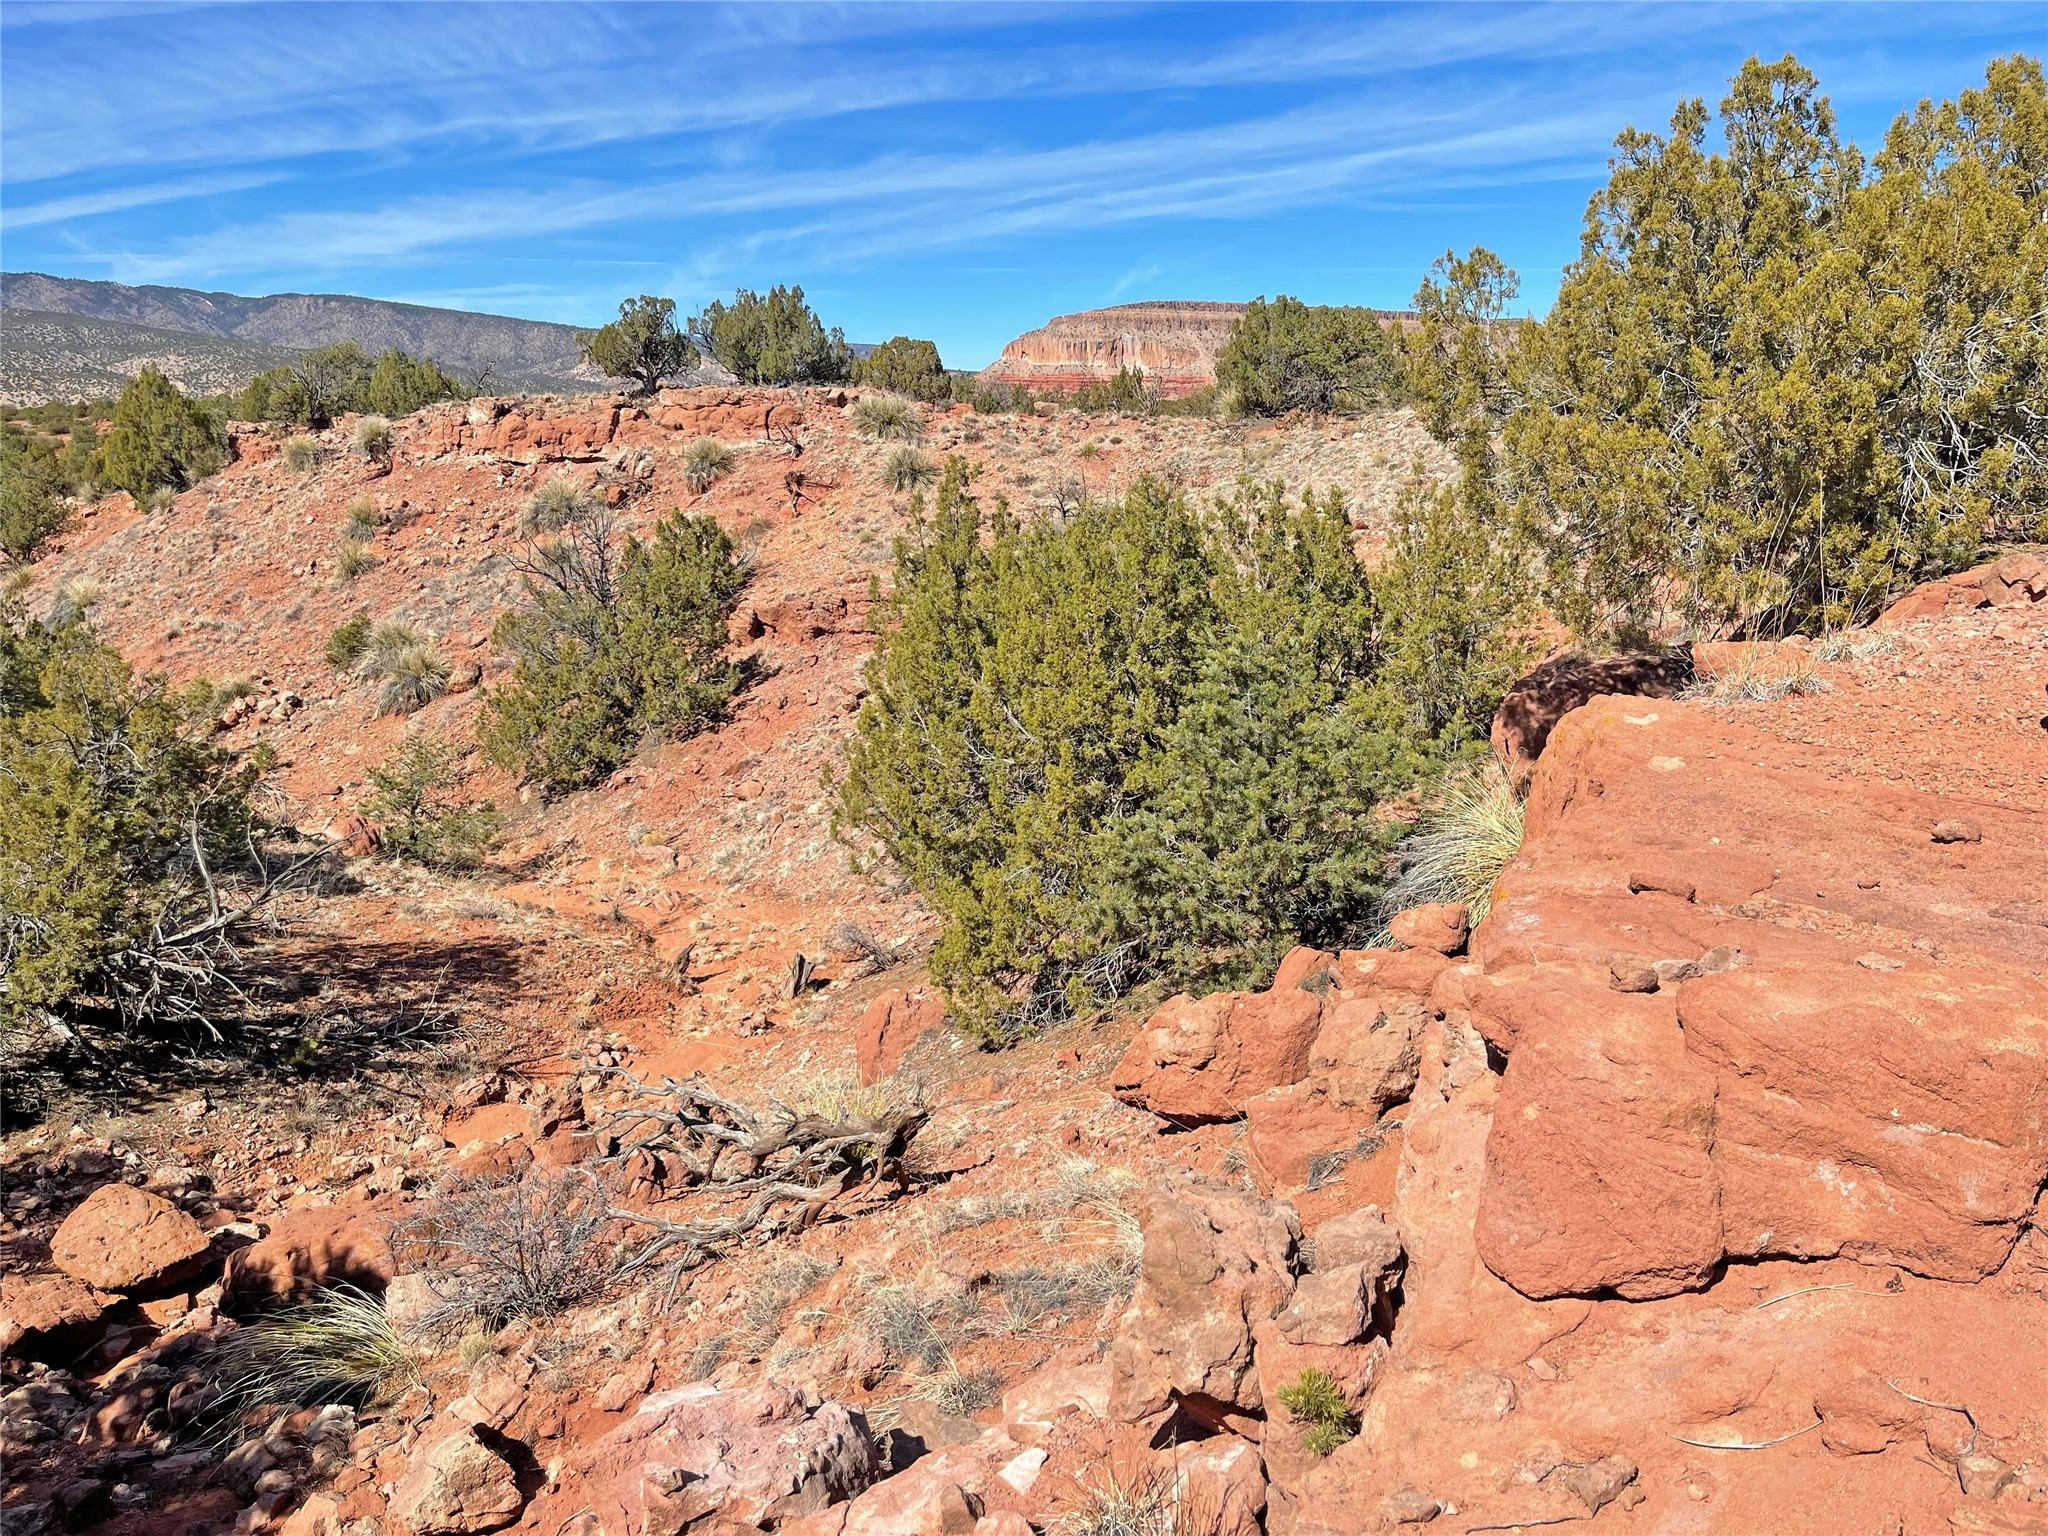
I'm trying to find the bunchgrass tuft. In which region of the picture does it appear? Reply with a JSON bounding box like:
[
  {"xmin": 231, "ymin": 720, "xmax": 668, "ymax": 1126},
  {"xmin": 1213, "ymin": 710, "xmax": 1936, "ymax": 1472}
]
[
  {"xmin": 353, "ymin": 416, "xmax": 393, "ymax": 463},
  {"xmin": 358, "ymin": 619, "xmax": 450, "ymax": 715},
  {"xmin": 334, "ymin": 537, "xmax": 375, "ymax": 584},
  {"xmin": 1685, "ymin": 645, "xmax": 1835, "ymax": 703},
  {"xmin": 852, "ymin": 394, "xmax": 922, "ymax": 442},
  {"xmin": 684, "ymin": 437, "xmax": 735, "ymax": 492},
  {"xmin": 283, "ymin": 434, "xmax": 321, "ymax": 474},
  {"xmin": 343, "ymin": 497, "xmax": 380, "ymax": 538},
  {"xmin": 882, "ymin": 445, "xmax": 937, "ymax": 492},
  {"xmin": 212, "ymin": 1285, "xmax": 418, "ymax": 1419},
  {"xmin": 1815, "ymin": 628, "xmax": 1897, "ymax": 663},
  {"xmin": 1377, "ymin": 766, "xmax": 1524, "ymax": 928},
  {"xmin": 522, "ymin": 473, "xmax": 593, "ymax": 535},
  {"xmin": 1062, "ymin": 1464, "xmax": 1207, "ymax": 1536}
]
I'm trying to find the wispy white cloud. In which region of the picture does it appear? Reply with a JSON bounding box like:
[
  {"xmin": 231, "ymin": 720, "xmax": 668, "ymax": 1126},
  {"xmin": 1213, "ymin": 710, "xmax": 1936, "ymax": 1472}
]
[{"xmin": 1, "ymin": 170, "xmax": 285, "ymax": 231}]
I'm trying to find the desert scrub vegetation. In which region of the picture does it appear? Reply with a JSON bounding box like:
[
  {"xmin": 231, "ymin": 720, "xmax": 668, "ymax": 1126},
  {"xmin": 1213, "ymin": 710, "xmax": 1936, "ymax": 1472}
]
[
  {"xmin": 483, "ymin": 502, "xmax": 748, "ymax": 794},
  {"xmin": 1410, "ymin": 55, "xmax": 2048, "ymax": 639},
  {"xmin": 1064, "ymin": 1464, "xmax": 1207, "ymax": 1536},
  {"xmin": 521, "ymin": 472, "xmax": 594, "ymax": 535},
  {"xmin": 690, "ymin": 283, "xmax": 852, "ymax": 385},
  {"xmin": 211, "ymin": 1285, "xmax": 418, "ymax": 1416},
  {"xmin": 1378, "ymin": 767, "xmax": 1524, "ymax": 927},
  {"xmin": 281, "ymin": 434, "xmax": 321, "ymax": 474},
  {"xmin": 1814, "ymin": 628, "xmax": 1897, "ymax": 662},
  {"xmin": 836, "ymin": 458, "xmax": 1515, "ymax": 1034},
  {"xmin": 580, "ymin": 294, "xmax": 698, "ymax": 395},
  {"xmin": 0, "ymin": 447, "xmax": 71, "ymax": 566},
  {"xmin": 324, "ymin": 611, "xmax": 372, "ymax": 670},
  {"xmin": 356, "ymin": 620, "xmax": 450, "ymax": 716},
  {"xmin": 881, "ymin": 445, "xmax": 937, "ymax": 492},
  {"xmin": 1277, "ymin": 1366, "xmax": 1358, "ymax": 1457},
  {"xmin": 851, "ymin": 393, "xmax": 922, "ymax": 442},
  {"xmin": 342, "ymin": 497, "xmax": 380, "ymax": 539},
  {"xmin": 0, "ymin": 594, "xmax": 309, "ymax": 1056},
  {"xmin": 1215, "ymin": 297, "xmax": 1405, "ymax": 416},
  {"xmin": 361, "ymin": 734, "xmax": 499, "ymax": 869},
  {"xmin": 853, "ymin": 335, "xmax": 949, "ymax": 402},
  {"xmin": 683, "ymin": 436, "xmax": 735, "ymax": 492},
  {"xmin": 394, "ymin": 1170, "xmax": 621, "ymax": 1330},
  {"xmin": 94, "ymin": 366, "xmax": 227, "ymax": 503}
]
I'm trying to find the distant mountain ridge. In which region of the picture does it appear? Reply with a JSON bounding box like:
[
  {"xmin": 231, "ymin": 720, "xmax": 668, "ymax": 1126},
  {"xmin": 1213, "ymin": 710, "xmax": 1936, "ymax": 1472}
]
[
  {"xmin": 1, "ymin": 272, "xmax": 602, "ymax": 398},
  {"xmin": 0, "ymin": 309, "xmax": 308, "ymax": 406}
]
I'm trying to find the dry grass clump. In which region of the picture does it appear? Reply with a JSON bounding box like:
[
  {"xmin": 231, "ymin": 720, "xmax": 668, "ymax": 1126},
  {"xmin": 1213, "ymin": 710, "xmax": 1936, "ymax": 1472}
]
[
  {"xmin": 915, "ymin": 1359, "xmax": 1004, "ymax": 1416},
  {"xmin": 1377, "ymin": 767, "xmax": 1524, "ymax": 927},
  {"xmin": 282, "ymin": 434, "xmax": 321, "ymax": 474},
  {"xmin": 834, "ymin": 920, "xmax": 899, "ymax": 971},
  {"xmin": 333, "ymin": 537, "xmax": 375, "ymax": 584},
  {"xmin": 851, "ymin": 393, "xmax": 922, "ymax": 442},
  {"xmin": 521, "ymin": 473, "xmax": 594, "ymax": 535},
  {"xmin": 353, "ymin": 416, "xmax": 393, "ymax": 463},
  {"xmin": 882, "ymin": 445, "xmax": 937, "ymax": 491},
  {"xmin": 741, "ymin": 1254, "xmax": 834, "ymax": 1343},
  {"xmin": 393, "ymin": 1171, "xmax": 620, "ymax": 1330},
  {"xmin": 1063, "ymin": 1465, "xmax": 1208, "ymax": 1536},
  {"xmin": 1686, "ymin": 645, "xmax": 1835, "ymax": 703},
  {"xmin": 358, "ymin": 620, "xmax": 450, "ymax": 715},
  {"xmin": 684, "ymin": 437, "xmax": 736, "ymax": 492},
  {"xmin": 211, "ymin": 1286, "xmax": 418, "ymax": 1417},
  {"xmin": 343, "ymin": 497, "xmax": 380, "ymax": 539},
  {"xmin": 1814, "ymin": 628, "xmax": 1897, "ymax": 662}
]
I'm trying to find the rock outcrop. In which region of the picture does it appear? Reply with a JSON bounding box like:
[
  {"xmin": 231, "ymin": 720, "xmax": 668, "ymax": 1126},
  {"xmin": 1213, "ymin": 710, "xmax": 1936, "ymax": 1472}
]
[
  {"xmin": 50, "ymin": 1185, "xmax": 213, "ymax": 1293},
  {"xmin": 978, "ymin": 302, "xmax": 1248, "ymax": 397}
]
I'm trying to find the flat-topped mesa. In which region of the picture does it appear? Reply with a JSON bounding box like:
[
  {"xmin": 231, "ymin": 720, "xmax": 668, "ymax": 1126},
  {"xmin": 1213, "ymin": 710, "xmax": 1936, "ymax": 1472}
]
[{"xmin": 979, "ymin": 300, "xmax": 1247, "ymax": 398}]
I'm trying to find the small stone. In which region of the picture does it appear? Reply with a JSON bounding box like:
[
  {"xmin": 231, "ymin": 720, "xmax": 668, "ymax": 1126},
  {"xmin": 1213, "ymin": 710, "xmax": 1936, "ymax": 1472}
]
[
  {"xmin": 1855, "ymin": 952, "xmax": 1904, "ymax": 972},
  {"xmin": 1931, "ymin": 818, "xmax": 1983, "ymax": 844},
  {"xmin": 1608, "ymin": 955, "xmax": 1660, "ymax": 993},
  {"xmin": 1442, "ymin": 1369, "xmax": 1517, "ymax": 1424},
  {"xmin": 1957, "ymin": 1450, "xmax": 2015, "ymax": 1499},
  {"xmin": 1381, "ymin": 1486, "xmax": 1443, "ymax": 1524},
  {"xmin": 1556, "ymin": 1455, "xmax": 1637, "ymax": 1514}
]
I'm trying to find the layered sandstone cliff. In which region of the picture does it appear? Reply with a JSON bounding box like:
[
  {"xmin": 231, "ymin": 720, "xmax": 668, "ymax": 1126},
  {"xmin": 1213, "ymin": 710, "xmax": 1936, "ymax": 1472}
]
[{"xmin": 979, "ymin": 300, "xmax": 1248, "ymax": 397}]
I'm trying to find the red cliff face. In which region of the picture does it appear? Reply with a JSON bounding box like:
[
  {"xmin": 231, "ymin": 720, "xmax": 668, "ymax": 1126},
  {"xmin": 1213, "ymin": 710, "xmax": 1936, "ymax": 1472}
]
[{"xmin": 978, "ymin": 301, "xmax": 1248, "ymax": 397}]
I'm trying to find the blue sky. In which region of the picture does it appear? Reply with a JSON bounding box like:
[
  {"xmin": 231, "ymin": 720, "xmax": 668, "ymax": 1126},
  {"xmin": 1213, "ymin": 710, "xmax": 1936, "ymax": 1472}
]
[{"xmin": 2, "ymin": 2, "xmax": 2039, "ymax": 367}]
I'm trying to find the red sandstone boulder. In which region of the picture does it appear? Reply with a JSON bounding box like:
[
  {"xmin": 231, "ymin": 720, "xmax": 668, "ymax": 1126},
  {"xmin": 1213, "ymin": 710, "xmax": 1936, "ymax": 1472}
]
[
  {"xmin": 1388, "ymin": 902, "xmax": 1469, "ymax": 955},
  {"xmin": 1244, "ymin": 1079, "xmax": 1374, "ymax": 1194},
  {"xmin": 389, "ymin": 1426, "xmax": 523, "ymax": 1535},
  {"xmin": 1490, "ymin": 650, "xmax": 1693, "ymax": 779},
  {"xmin": 1880, "ymin": 551, "xmax": 2048, "ymax": 624},
  {"xmin": 1108, "ymin": 1180, "xmax": 1300, "ymax": 1427},
  {"xmin": 1161, "ymin": 1436, "xmax": 1266, "ymax": 1536},
  {"xmin": 1307, "ymin": 994, "xmax": 1425, "ymax": 1118},
  {"xmin": 1112, "ymin": 986, "xmax": 1322, "ymax": 1123},
  {"xmin": 855, "ymin": 989, "xmax": 947, "ymax": 1083},
  {"xmin": 0, "ymin": 1272, "xmax": 114, "ymax": 1359},
  {"xmin": 1469, "ymin": 694, "xmax": 2048, "ymax": 1300},
  {"xmin": 580, "ymin": 1381, "xmax": 879, "ymax": 1532},
  {"xmin": 51, "ymin": 1185, "xmax": 212, "ymax": 1293},
  {"xmin": 224, "ymin": 1205, "xmax": 395, "ymax": 1309}
]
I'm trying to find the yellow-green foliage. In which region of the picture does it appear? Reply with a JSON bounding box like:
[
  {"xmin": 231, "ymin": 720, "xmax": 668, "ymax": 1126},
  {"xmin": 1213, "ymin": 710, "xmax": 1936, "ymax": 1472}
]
[
  {"xmin": 213, "ymin": 1286, "xmax": 418, "ymax": 1415},
  {"xmin": 1215, "ymin": 297, "xmax": 1404, "ymax": 415},
  {"xmin": 1379, "ymin": 767, "xmax": 1525, "ymax": 926},
  {"xmin": 0, "ymin": 597, "xmax": 265, "ymax": 1030},
  {"xmin": 881, "ymin": 446, "xmax": 936, "ymax": 491},
  {"xmin": 1420, "ymin": 55, "xmax": 2047, "ymax": 639},
  {"xmin": 361, "ymin": 734, "xmax": 498, "ymax": 869},
  {"xmin": 483, "ymin": 506, "xmax": 747, "ymax": 794},
  {"xmin": 1276, "ymin": 1367, "xmax": 1357, "ymax": 1457},
  {"xmin": 854, "ymin": 336, "xmax": 948, "ymax": 402},
  {"xmin": 683, "ymin": 437, "xmax": 735, "ymax": 492},
  {"xmin": 851, "ymin": 394, "xmax": 922, "ymax": 441},
  {"xmin": 836, "ymin": 459, "xmax": 1511, "ymax": 1034},
  {"xmin": 95, "ymin": 366, "xmax": 227, "ymax": 502}
]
